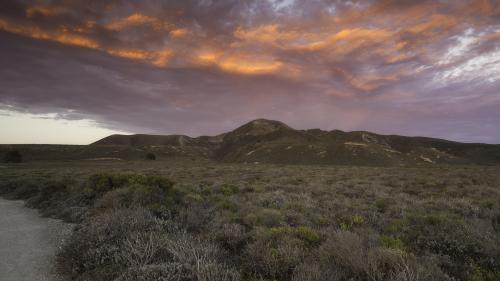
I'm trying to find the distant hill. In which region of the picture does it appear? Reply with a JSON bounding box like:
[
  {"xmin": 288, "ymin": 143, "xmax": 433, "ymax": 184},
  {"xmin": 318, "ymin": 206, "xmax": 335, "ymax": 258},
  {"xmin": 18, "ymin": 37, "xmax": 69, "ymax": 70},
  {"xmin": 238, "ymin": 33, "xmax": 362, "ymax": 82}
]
[{"xmin": 2, "ymin": 119, "xmax": 500, "ymax": 165}]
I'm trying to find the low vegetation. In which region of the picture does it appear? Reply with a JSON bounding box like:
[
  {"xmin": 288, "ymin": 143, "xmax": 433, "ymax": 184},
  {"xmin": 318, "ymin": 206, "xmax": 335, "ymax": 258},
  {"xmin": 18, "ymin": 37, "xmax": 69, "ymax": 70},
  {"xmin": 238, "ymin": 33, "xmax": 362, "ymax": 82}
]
[
  {"xmin": 0, "ymin": 162, "xmax": 499, "ymax": 281},
  {"xmin": 3, "ymin": 149, "xmax": 22, "ymax": 163}
]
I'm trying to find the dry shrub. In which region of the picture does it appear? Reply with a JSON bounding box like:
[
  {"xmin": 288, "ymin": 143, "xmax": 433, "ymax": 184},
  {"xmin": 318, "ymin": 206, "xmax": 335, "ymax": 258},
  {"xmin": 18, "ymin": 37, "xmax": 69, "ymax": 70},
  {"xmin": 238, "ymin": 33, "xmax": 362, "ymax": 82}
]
[
  {"xmin": 213, "ymin": 223, "xmax": 249, "ymax": 253},
  {"xmin": 57, "ymin": 208, "xmax": 240, "ymax": 281},
  {"xmin": 291, "ymin": 230, "xmax": 449, "ymax": 281},
  {"xmin": 117, "ymin": 230, "xmax": 240, "ymax": 281},
  {"xmin": 245, "ymin": 237, "xmax": 304, "ymax": 280},
  {"xmin": 114, "ymin": 264, "xmax": 192, "ymax": 281},
  {"xmin": 57, "ymin": 208, "xmax": 159, "ymax": 281}
]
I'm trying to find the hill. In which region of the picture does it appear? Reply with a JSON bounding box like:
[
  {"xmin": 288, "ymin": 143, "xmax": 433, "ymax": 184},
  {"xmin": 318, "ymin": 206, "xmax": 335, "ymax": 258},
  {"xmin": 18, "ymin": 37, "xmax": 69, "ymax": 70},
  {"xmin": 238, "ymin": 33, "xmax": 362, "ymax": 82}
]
[{"xmin": 2, "ymin": 119, "xmax": 500, "ymax": 165}]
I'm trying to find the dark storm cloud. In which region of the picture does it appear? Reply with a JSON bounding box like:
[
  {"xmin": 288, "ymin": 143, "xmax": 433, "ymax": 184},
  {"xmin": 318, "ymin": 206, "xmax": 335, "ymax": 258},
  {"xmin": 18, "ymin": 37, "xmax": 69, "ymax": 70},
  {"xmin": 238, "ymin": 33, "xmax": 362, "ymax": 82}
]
[{"xmin": 0, "ymin": 0, "xmax": 499, "ymax": 143}]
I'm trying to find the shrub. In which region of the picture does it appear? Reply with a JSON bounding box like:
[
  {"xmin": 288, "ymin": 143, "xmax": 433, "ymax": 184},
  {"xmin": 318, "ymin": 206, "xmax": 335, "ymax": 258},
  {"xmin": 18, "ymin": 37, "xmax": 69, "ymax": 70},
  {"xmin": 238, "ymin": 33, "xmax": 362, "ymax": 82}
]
[
  {"xmin": 375, "ymin": 198, "xmax": 394, "ymax": 213},
  {"xmin": 244, "ymin": 235, "xmax": 304, "ymax": 280},
  {"xmin": 291, "ymin": 263, "xmax": 324, "ymax": 281},
  {"xmin": 57, "ymin": 208, "xmax": 160, "ymax": 281},
  {"xmin": 294, "ymin": 226, "xmax": 321, "ymax": 247},
  {"xmin": 220, "ymin": 184, "xmax": 239, "ymax": 196},
  {"xmin": 87, "ymin": 173, "xmax": 174, "ymax": 194},
  {"xmin": 243, "ymin": 208, "xmax": 284, "ymax": 227},
  {"xmin": 145, "ymin": 153, "xmax": 156, "ymax": 160},
  {"xmin": 1, "ymin": 179, "xmax": 38, "ymax": 199},
  {"xmin": 57, "ymin": 208, "xmax": 240, "ymax": 281},
  {"xmin": 340, "ymin": 214, "xmax": 365, "ymax": 230},
  {"xmin": 215, "ymin": 197, "xmax": 238, "ymax": 212},
  {"xmin": 305, "ymin": 230, "xmax": 448, "ymax": 281},
  {"xmin": 242, "ymin": 226, "xmax": 320, "ymax": 280},
  {"xmin": 391, "ymin": 212, "xmax": 500, "ymax": 280},
  {"xmin": 94, "ymin": 183, "xmax": 181, "ymax": 216},
  {"xmin": 214, "ymin": 223, "xmax": 248, "ymax": 254},
  {"xmin": 4, "ymin": 149, "xmax": 22, "ymax": 163},
  {"xmin": 115, "ymin": 264, "xmax": 193, "ymax": 281},
  {"xmin": 380, "ymin": 235, "xmax": 406, "ymax": 253},
  {"xmin": 26, "ymin": 180, "xmax": 69, "ymax": 209}
]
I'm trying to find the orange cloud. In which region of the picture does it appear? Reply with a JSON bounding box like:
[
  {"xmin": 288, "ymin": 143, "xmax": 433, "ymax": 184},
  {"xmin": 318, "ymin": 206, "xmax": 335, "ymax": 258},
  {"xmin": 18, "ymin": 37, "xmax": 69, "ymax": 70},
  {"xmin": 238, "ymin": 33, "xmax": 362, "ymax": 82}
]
[
  {"xmin": 105, "ymin": 13, "xmax": 170, "ymax": 31},
  {"xmin": 0, "ymin": 16, "xmax": 178, "ymax": 67},
  {"xmin": 234, "ymin": 24, "xmax": 325, "ymax": 52},
  {"xmin": 331, "ymin": 28, "xmax": 393, "ymax": 42},
  {"xmin": 106, "ymin": 48, "xmax": 174, "ymax": 67},
  {"xmin": 170, "ymin": 28, "xmax": 190, "ymax": 38},
  {"xmin": 53, "ymin": 33, "xmax": 99, "ymax": 49},
  {"xmin": 334, "ymin": 66, "xmax": 411, "ymax": 92},
  {"xmin": 151, "ymin": 49, "xmax": 174, "ymax": 67},
  {"xmin": 235, "ymin": 24, "xmax": 296, "ymax": 44},
  {"xmin": 219, "ymin": 56, "xmax": 283, "ymax": 75},
  {"xmin": 107, "ymin": 49, "xmax": 150, "ymax": 60},
  {"xmin": 280, "ymin": 27, "xmax": 395, "ymax": 54},
  {"xmin": 195, "ymin": 51, "xmax": 221, "ymax": 65},
  {"xmin": 406, "ymin": 14, "xmax": 458, "ymax": 35},
  {"xmin": 0, "ymin": 18, "xmax": 99, "ymax": 49},
  {"xmin": 1, "ymin": 0, "xmax": 494, "ymax": 83}
]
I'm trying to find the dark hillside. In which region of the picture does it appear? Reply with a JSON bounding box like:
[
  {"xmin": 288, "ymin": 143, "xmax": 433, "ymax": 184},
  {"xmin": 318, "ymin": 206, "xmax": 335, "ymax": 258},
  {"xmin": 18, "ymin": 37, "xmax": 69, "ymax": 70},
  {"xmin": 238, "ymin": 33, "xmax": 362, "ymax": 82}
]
[{"xmin": 4, "ymin": 119, "xmax": 500, "ymax": 165}]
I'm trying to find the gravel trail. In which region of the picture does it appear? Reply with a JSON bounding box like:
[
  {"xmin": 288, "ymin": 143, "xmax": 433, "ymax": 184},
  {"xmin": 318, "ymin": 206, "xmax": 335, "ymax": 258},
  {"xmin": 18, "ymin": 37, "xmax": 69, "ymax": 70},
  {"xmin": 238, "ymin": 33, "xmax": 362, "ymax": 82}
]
[{"xmin": 0, "ymin": 198, "xmax": 71, "ymax": 281}]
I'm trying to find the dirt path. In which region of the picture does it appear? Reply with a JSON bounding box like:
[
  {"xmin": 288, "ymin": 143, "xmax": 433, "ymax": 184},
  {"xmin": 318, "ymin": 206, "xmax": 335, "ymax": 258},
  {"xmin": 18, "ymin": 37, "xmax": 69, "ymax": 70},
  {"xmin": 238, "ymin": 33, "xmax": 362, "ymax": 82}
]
[{"xmin": 0, "ymin": 198, "xmax": 71, "ymax": 281}]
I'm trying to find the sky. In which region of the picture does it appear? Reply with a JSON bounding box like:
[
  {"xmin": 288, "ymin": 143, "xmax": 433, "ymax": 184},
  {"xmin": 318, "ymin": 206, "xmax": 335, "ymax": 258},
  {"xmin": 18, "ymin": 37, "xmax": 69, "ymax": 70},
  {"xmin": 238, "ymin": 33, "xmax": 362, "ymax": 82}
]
[{"xmin": 0, "ymin": 0, "xmax": 499, "ymax": 144}]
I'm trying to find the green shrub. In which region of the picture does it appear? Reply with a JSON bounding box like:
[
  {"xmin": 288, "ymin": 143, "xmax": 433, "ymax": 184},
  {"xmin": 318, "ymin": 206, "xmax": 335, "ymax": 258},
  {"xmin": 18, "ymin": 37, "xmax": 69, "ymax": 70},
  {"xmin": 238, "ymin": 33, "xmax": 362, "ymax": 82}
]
[
  {"xmin": 220, "ymin": 184, "xmax": 239, "ymax": 196},
  {"xmin": 391, "ymin": 212, "xmax": 500, "ymax": 280},
  {"xmin": 94, "ymin": 183, "xmax": 181, "ymax": 214},
  {"xmin": 87, "ymin": 173, "xmax": 174, "ymax": 194},
  {"xmin": 306, "ymin": 230, "xmax": 448, "ymax": 281},
  {"xmin": 295, "ymin": 226, "xmax": 321, "ymax": 246},
  {"xmin": 244, "ymin": 234, "xmax": 304, "ymax": 280},
  {"xmin": 243, "ymin": 208, "xmax": 284, "ymax": 227},
  {"xmin": 375, "ymin": 198, "xmax": 394, "ymax": 213},
  {"xmin": 340, "ymin": 214, "xmax": 365, "ymax": 230},
  {"xmin": 216, "ymin": 197, "xmax": 238, "ymax": 212},
  {"xmin": 379, "ymin": 235, "xmax": 406, "ymax": 252},
  {"xmin": 242, "ymin": 226, "xmax": 321, "ymax": 280}
]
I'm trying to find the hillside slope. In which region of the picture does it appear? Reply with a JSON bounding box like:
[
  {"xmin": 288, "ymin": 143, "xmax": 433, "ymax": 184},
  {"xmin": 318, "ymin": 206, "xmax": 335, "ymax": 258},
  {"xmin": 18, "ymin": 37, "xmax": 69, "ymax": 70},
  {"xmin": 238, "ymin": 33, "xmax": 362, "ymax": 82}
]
[
  {"xmin": 3, "ymin": 119, "xmax": 500, "ymax": 165},
  {"xmin": 210, "ymin": 120, "xmax": 500, "ymax": 165}
]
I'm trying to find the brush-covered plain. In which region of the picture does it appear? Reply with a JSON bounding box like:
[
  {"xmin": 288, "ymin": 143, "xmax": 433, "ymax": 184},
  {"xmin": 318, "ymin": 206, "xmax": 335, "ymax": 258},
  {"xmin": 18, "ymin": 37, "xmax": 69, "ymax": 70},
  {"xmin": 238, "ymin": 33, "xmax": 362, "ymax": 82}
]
[{"xmin": 0, "ymin": 160, "xmax": 499, "ymax": 281}]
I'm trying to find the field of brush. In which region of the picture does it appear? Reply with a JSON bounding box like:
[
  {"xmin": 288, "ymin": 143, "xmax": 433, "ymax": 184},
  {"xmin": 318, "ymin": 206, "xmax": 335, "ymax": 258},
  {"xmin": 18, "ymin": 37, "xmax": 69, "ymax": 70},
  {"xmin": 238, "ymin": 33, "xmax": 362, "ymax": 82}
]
[{"xmin": 0, "ymin": 161, "xmax": 499, "ymax": 281}]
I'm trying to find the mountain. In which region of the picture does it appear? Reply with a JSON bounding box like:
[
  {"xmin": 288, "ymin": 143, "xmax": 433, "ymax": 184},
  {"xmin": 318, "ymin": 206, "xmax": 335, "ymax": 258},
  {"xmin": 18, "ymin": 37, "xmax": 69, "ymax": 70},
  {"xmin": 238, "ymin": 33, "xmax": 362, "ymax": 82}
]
[
  {"xmin": 87, "ymin": 119, "xmax": 500, "ymax": 166},
  {"xmin": 3, "ymin": 119, "xmax": 499, "ymax": 165}
]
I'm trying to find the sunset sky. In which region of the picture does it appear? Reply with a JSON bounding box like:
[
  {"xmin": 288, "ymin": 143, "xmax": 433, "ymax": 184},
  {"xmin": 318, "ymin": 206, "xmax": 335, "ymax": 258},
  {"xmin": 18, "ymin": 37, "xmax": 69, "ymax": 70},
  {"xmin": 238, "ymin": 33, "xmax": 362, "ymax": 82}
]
[{"xmin": 0, "ymin": 0, "xmax": 499, "ymax": 144}]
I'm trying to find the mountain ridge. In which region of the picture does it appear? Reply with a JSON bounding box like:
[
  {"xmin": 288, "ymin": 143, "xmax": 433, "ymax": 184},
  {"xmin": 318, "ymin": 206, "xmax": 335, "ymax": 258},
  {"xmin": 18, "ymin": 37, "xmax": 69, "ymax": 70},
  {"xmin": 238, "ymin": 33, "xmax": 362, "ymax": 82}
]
[{"xmin": 88, "ymin": 119, "xmax": 500, "ymax": 166}]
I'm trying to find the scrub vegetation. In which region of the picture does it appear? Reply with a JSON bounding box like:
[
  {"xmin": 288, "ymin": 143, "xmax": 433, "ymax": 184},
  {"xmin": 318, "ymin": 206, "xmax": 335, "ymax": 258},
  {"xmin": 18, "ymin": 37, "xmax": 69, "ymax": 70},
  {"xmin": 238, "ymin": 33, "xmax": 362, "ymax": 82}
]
[{"xmin": 0, "ymin": 161, "xmax": 499, "ymax": 281}]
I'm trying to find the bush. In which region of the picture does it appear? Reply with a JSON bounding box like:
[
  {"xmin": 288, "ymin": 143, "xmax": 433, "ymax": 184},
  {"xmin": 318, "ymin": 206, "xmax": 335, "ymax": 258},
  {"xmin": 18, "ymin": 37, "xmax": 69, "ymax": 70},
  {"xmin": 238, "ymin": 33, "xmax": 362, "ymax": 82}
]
[
  {"xmin": 87, "ymin": 173, "xmax": 174, "ymax": 194},
  {"xmin": 302, "ymin": 230, "xmax": 449, "ymax": 281},
  {"xmin": 243, "ymin": 208, "xmax": 284, "ymax": 227},
  {"xmin": 390, "ymin": 212, "xmax": 500, "ymax": 280},
  {"xmin": 214, "ymin": 223, "xmax": 249, "ymax": 254},
  {"xmin": 57, "ymin": 208, "xmax": 240, "ymax": 281},
  {"xmin": 340, "ymin": 214, "xmax": 366, "ymax": 230},
  {"xmin": 380, "ymin": 235, "xmax": 406, "ymax": 253},
  {"xmin": 244, "ymin": 234, "xmax": 304, "ymax": 280},
  {"xmin": 242, "ymin": 226, "xmax": 320, "ymax": 279},
  {"xmin": 145, "ymin": 153, "xmax": 156, "ymax": 161},
  {"xmin": 4, "ymin": 149, "xmax": 22, "ymax": 163},
  {"xmin": 57, "ymin": 208, "xmax": 160, "ymax": 281}
]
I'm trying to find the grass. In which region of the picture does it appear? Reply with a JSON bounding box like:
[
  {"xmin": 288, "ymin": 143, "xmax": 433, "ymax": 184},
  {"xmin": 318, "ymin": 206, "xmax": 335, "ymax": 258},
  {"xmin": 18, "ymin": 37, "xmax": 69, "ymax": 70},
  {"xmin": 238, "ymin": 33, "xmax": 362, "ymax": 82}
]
[{"xmin": 0, "ymin": 160, "xmax": 499, "ymax": 281}]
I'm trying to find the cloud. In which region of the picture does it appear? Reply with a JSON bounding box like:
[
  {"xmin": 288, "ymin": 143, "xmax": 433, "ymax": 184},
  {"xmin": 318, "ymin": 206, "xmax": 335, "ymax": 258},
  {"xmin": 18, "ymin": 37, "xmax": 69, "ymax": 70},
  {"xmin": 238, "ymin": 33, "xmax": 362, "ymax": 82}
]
[{"xmin": 0, "ymin": 0, "xmax": 499, "ymax": 143}]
